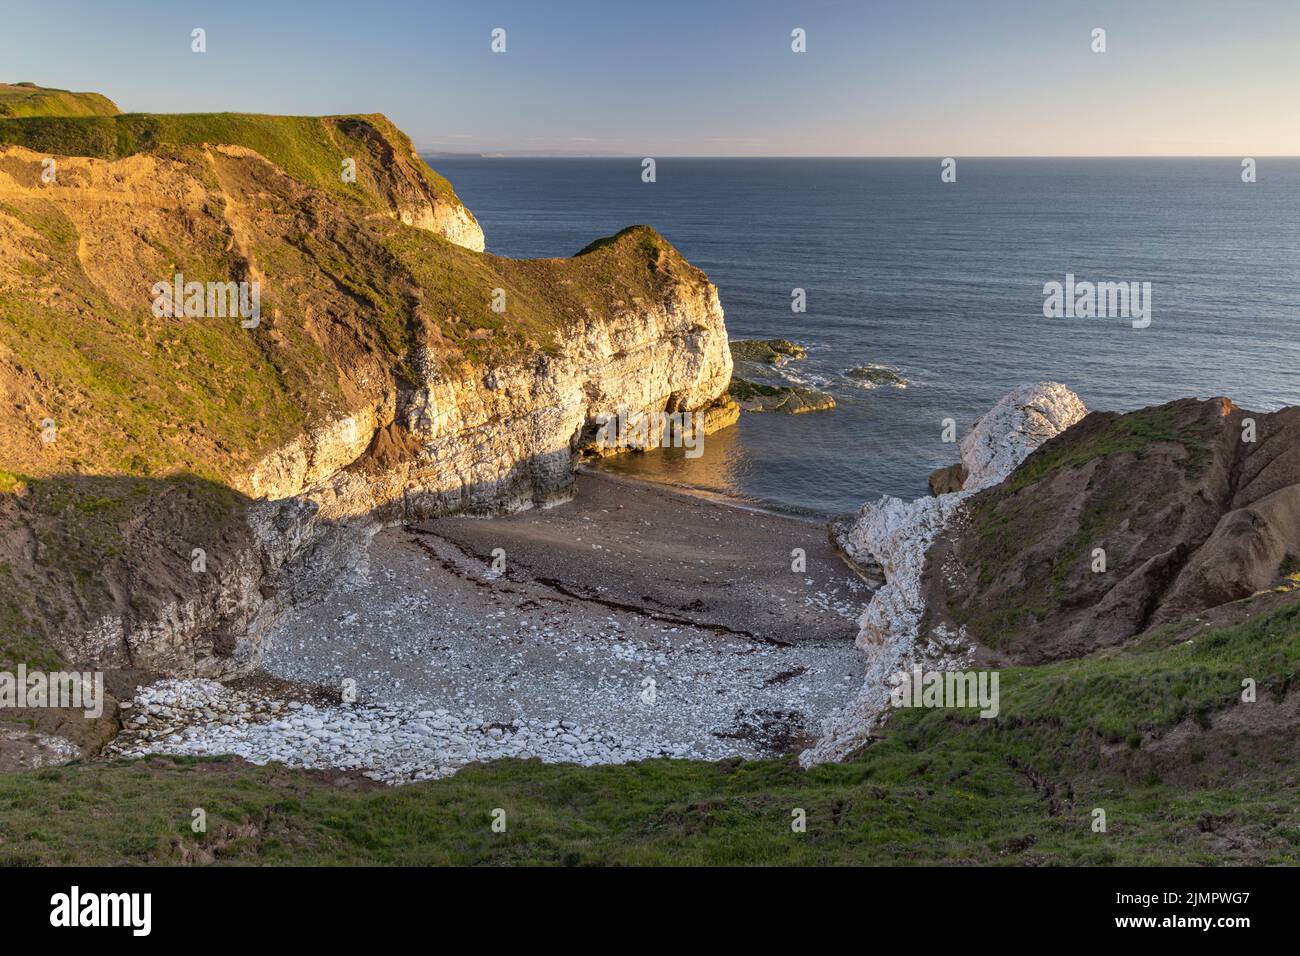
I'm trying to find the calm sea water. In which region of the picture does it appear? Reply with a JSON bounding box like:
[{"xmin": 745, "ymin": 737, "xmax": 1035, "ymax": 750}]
[{"xmin": 431, "ymin": 157, "xmax": 1300, "ymax": 517}]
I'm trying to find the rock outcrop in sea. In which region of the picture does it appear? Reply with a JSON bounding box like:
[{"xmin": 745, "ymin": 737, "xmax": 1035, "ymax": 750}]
[{"xmin": 727, "ymin": 338, "xmax": 835, "ymax": 413}]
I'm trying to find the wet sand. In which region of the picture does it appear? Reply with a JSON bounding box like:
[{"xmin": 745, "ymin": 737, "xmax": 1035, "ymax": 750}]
[{"xmin": 420, "ymin": 470, "xmax": 870, "ymax": 645}]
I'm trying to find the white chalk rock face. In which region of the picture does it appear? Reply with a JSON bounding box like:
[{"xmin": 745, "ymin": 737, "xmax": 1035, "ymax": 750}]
[
  {"xmin": 850, "ymin": 493, "xmax": 966, "ymax": 650},
  {"xmin": 805, "ymin": 382, "xmax": 1086, "ymax": 765},
  {"xmin": 958, "ymin": 381, "xmax": 1089, "ymax": 492},
  {"xmin": 110, "ymin": 267, "xmax": 735, "ymax": 678},
  {"xmin": 403, "ymin": 197, "xmax": 486, "ymax": 252}
]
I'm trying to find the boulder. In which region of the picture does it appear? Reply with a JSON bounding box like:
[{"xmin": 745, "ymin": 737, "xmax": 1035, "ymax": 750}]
[{"xmin": 927, "ymin": 463, "xmax": 967, "ymax": 496}]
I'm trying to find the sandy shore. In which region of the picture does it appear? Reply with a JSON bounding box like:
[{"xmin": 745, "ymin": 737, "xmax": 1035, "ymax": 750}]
[
  {"xmin": 419, "ymin": 470, "xmax": 870, "ymax": 643},
  {"xmin": 110, "ymin": 473, "xmax": 871, "ymax": 781}
]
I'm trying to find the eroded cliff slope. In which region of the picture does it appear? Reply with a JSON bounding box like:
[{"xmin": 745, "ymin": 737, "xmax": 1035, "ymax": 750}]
[
  {"xmin": 806, "ymin": 388, "xmax": 1300, "ymax": 766},
  {"xmin": 0, "ymin": 104, "xmax": 733, "ymax": 678},
  {"xmin": 926, "ymin": 397, "xmax": 1300, "ymax": 663}
]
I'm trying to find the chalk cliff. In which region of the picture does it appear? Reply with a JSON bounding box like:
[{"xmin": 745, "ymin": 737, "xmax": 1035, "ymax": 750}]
[
  {"xmin": 0, "ymin": 107, "xmax": 732, "ymax": 676},
  {"xmin": 804, "ymin": 382, "xmax": 1087, "ymax": 764}
]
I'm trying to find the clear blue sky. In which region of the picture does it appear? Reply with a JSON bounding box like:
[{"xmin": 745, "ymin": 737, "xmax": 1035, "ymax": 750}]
[{"xmin": 3, "ymin": 0, "xmax": 1297, "ymax": 155}]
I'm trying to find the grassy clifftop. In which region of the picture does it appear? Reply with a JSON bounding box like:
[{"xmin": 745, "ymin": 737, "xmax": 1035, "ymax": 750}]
[
  {"xmin": 0, "ymin": 83, "xmax": 119, "ymax": 118},
  {"xmin": 0, "ymin": 109, "xmax": 468, "ymax": 220}
]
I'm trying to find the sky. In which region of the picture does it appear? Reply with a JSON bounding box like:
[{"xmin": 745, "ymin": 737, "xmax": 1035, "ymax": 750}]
[{"xmin": 2, "ymin": 0, "xmax": 1297, "ymax": 156}]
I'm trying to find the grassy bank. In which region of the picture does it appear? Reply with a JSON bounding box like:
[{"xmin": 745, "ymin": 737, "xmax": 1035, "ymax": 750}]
[
  {"xmin": 0, "ymin": 83, "xmax": 118, "ymax": 119},
  {"xmin": 0, "ymin": 110, "xmax": 465, "ymax": 214}
]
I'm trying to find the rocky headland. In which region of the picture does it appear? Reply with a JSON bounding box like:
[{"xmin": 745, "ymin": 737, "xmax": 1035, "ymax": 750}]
[
  {"xmin": 0, "ymin": 88, "xmax": 737, "ymax": 763},
  {"xmin": 807, "ymin": 383, "xmax": 1300, "ymax": 765},
  {"xmin": 805, "ymin": 383, "xmax": 1089, "ymax": 762}
]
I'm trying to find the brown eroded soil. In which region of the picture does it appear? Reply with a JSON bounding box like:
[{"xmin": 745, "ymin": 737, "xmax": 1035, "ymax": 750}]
[{"xmin": 924, "ymin": 398, "xmax": 1300, "ymax": 664}]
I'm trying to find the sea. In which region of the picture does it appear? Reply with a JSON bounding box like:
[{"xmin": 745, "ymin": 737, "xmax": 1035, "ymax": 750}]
[{"xmin": 429, "ymin": 156, "xmax": 1300, "ymax": 518}]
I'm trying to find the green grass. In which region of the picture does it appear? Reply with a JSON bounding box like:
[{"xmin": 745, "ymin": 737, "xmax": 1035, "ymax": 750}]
[
  {"xmin": 3, "ymin": 596, "xmax": 1296, "ymax": 865},
  {"xmin": 0, "ymin": 228, "xmax": 310, "ymax": 482},
  {"xmin": 0, "ymin": 83, "xmax": 118, "ymax": 119},
  {"xmin": 1004, "ymin": 401, "xmax": 1220, "ymax": 494},
  {"xmin": 0, "ymin": 110, "xmax": 465, "ymax": 215},
  {"xmin": 0, "ymin": 470, "xmax": 26, "ymax": 494}
]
